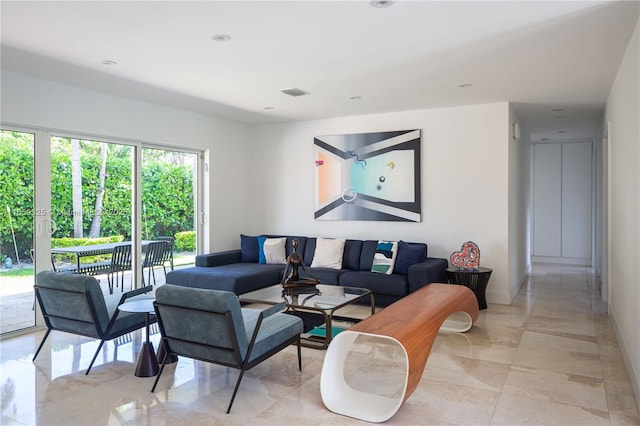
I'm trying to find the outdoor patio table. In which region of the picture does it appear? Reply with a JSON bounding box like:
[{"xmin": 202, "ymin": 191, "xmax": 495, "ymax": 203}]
[{"xmin": 50, "ymin": 240, "xmax": 158, "ymax": 276}]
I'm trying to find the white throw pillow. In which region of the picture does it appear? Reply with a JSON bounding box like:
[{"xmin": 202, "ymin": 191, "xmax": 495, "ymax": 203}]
[
  {"xmin": 263, "ymin": 237, "xmax": 287, "ymax": 264},
  {"xmin": 311, "ymin": 237, "xmax": 346, "ymax": 269}
]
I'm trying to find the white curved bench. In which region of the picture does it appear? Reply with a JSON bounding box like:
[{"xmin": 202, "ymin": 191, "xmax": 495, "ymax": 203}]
[{"xmin": 320, "ymin": 283, "xmax": 479, "ymax": 423}]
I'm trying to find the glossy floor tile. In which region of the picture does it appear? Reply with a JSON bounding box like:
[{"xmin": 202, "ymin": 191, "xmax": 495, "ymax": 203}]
[{"xmin": 1, "ymin": 263, "xmax": 639, "ymax": 425}]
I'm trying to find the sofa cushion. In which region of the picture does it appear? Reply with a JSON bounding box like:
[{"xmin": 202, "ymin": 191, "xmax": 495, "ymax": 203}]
[
  {"xmin": 166, "ymin": 264, "xmax": 284, "ymax": 294},
  {"xmin": 339, "ymin": 271, "xmax": 409, "ymax": 297},
  {"xmin": 240, "ymin": 234, "xmax": 259, "ymax": 263},
  {"xmin": 342, "ymin": 240, "xmax": 363, "ymax": 271},
  {"xmin": 311, "ymin": 237, "xmax": 346, "ymax": 269},
  {"xmin": 258, "ymin": 237, "xmax": 287, "ymax": 264},
  {"xmin": 394, "ymin": 241, "xmax": 427, "ymax": 275},
  {"xmin": 359, "ymin": 240, "xmax": 379, "ymax": 271},
  {"xmin": 303, "ymin": 267, "xmax": 345, "ymax": 285},
  {"xmin": 371, "ymin": 241, "xmax": 398, "ymax": 274}
]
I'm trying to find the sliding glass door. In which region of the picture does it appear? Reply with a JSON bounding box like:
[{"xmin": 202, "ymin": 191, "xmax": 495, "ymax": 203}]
[
  {"xmin": 0, "ymin": 130, "xmax": 36, "ymax": 334},
  {"xmin": 1, "ymin": 129, "xmax": 201, "ymax": 336},
  {"xmin": 141, "ymin": 147, "xmax": 198, "ymax": 282},
  {"xmin": 49, "ymin": 136, "xmax": 134, "ymax": 291}
]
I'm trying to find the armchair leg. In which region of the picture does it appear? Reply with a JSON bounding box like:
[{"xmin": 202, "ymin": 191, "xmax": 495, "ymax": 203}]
[
  {"xmin": 85, "ymin": 340, "xmax": 106, "ymax": 375},
  {"xmin": 32, "ymin": 328, "xmax": 52, "ymax": 361},
  {"xmin": 151, "ymin": 358, "xmax": 169, "ymax": 393},
  {"xmin": 297, "ymin": 337, "xmax": 302, "ymax": 371},
  {"xmin": 227, "ymin": 368, "xmax": 247, "ymax": 414}
]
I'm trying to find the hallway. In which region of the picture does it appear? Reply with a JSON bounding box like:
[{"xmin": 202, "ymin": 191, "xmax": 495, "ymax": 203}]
[{"xmin": 0, "ymin": 263, "xmax": 638, "ymax": 425}]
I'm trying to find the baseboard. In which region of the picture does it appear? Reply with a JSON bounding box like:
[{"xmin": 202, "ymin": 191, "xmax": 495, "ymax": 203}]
[
  {"xmin": 609, "ymin": 307, "xmax": 640, "ymax": 414},
  {"xmin": 485, "ymin": 289, "xmax": 511, "ymax": 305},
  {"xmin": 531, "ymin": 256, "xmax": 591, "ymax": 266}
]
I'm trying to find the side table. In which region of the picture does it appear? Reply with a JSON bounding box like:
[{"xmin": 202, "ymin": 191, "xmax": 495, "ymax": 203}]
[
  {"xmin": 118, "ymin": 299, "xmax": 178, "ymax": 376},
  {"xmin": 119, "ymin": 299, "xmax": 159, "ymax": 377},
  {"xmin": 446, "ymin": 267, "xmax": 492, "ymax": 310}
]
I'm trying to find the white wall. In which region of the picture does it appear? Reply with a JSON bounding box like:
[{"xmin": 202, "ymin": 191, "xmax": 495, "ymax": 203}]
[
  {"xmin": 249, "ymin": 103, "xmax": 516, "ymax": 304},
  {"xmin": 605, "ymin": 14, "xmax": 640, "ymax": 410},
  {"xmin": 508, "ymin": 107, "xmax": 530, "ymax": 299},
  {"xmin": 0, "ymin": 70, "xmax": 252, "ymax": 252}
]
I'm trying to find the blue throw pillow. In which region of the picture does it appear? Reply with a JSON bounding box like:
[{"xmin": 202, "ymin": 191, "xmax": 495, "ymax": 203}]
[
  {"xmin": 394, "ymin": 241, "xmax": 427, "ymax": 275},
  {"xmin": 240, "ymin": 234, "xmax": 259, "ymax": 263},
  {"xmin": 258, "ymin": 236, "xmax": 267, "ymax": 264}
]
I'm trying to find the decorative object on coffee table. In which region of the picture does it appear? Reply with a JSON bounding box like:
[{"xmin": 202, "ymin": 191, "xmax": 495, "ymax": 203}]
[
  {"xmin": 449, "ymin": 241, "xmax": 480, "ymax": 270},
  {"xmin": 281, "ymin": 239, "xmax": 319, "ymax": 294}
]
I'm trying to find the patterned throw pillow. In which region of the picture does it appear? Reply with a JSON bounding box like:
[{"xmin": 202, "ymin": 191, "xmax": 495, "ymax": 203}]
[{"xmin": 371, "ymin": 241, "xmax": 398, "ymax": 274}]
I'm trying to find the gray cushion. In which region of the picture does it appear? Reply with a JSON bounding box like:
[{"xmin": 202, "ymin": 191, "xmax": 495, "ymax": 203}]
[{"xmin": 35, "ymin": 270, "xmax": 148, "ymax": 338}]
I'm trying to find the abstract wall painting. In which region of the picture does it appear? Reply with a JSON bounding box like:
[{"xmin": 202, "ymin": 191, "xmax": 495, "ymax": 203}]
[{"xmin": 314, "ymin": 129, "xmax": 421, "ymax": 221}]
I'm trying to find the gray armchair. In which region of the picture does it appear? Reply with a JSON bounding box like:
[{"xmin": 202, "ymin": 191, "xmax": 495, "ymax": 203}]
[
  {"xmin": 33, "ymin": 270, "xmax": 154, "ymax": 374},
  {"xmin": 151, "ymin": 285, "xmax": 303, "ymax": 413}
]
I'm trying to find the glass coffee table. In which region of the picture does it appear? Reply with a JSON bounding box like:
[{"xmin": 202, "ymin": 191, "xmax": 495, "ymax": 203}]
[{"xmin": 239, "ymin": 284, "xmax": 375, "ymax": 349}]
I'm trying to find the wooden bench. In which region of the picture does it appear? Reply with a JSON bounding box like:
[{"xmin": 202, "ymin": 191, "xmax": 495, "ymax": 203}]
[{"xmin": 320, "ymin": 283, "xmax": 479, "ymax": 423}]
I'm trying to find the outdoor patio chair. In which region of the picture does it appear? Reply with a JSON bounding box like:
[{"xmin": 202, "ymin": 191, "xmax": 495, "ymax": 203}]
[
  {"xmin": 156, "ymin": 236, "xmax": 175, "ymax": 271},
  {"xmin": 107, "ymin": 244, "xmax": 132, "ymax": 294},
  {"xmin": 141, "ymin": 241, "xmax": 169, "ymax": 286},
  {"xmin": 33, "ymin": 270, "xmax": 154, "ymax": 375},
  {"xmin": 151, "ymin": 285, "xmax": 303, "ymax": 413}
]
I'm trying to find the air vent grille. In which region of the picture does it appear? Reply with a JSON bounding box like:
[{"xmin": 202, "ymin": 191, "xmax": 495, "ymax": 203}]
[{"xmin": 281, "ymin": 88, "xmax": 309, "ymax": 97}]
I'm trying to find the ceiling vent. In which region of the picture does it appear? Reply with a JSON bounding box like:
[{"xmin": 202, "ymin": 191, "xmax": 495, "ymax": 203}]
[{"xmin": 281, "ymin": 88, "xmax": 310, "ymax": 97}]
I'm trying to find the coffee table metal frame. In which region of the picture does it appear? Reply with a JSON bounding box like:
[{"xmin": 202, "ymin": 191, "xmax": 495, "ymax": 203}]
[{"xmin": 239, "ymin": 284, "xmax": 375, "ymax": 349}]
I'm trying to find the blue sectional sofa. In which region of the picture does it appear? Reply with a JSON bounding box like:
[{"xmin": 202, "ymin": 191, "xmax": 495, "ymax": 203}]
[{"xmin": 166, "ymin": 234, "xmax": 448, "ymax": 307}]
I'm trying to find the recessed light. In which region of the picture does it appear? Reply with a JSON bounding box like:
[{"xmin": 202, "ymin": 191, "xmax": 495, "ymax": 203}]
[
  {"xmin": 557, "ymin": 130, "xmax": 567, "ymax": 134},
  {"xmin": 370, "ymin": 0, "xmax": 394, "ymax": 8},
  {"xmin": 349, "ymin": 96, "xmax": 362, "ymax": 100},
  {"xmin": 264, "ymin": 106, "xmax": 274, "ymax": 110},
  {"xmin": 552, "ymin": 108, "xmax": 564, "ymax": 112},
  {"xmin": 211, "ymin": 34, "xmax": 231, "ymax": 42},
  {"xmin": 458, "ymin": 83, "xmax": 472, "ymax": 88},
  {"xmin": 554, "ymin": 116, "xmax": 566, "ymax": 119},
  {"xmin": 101, "ymin": 60, "xmax": 117, "ymax": 66}
]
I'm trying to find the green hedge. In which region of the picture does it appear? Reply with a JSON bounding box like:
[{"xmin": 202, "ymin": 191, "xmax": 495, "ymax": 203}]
[
  {"xmin": 51, "ymin": 235, "xmax": 124, "ymax": 248},
  {"xmin": 175, "ymin": 231, "xmax": 196, "ymax": 252}
]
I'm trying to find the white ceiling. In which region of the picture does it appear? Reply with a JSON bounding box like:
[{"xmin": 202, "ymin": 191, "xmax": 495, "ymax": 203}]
[{"xmin": 1, "ymin": 1, "xmax": 638, "ymax": 142}]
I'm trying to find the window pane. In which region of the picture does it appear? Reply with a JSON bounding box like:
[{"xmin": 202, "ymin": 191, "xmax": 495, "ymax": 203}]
[{"xmin": 0, "ymin": 130, "xmax": 36, "ymax": 334}]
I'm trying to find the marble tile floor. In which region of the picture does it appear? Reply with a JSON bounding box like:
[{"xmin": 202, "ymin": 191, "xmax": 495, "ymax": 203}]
[{"xmin": 1, "ymin": 263, "xmax": 638, "ymax": 425}]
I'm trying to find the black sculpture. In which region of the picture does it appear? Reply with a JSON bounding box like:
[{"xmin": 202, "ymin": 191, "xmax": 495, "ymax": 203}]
[{"xmin": 281, "ymin": 239, "xmax": 319, "ymax": 290}]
